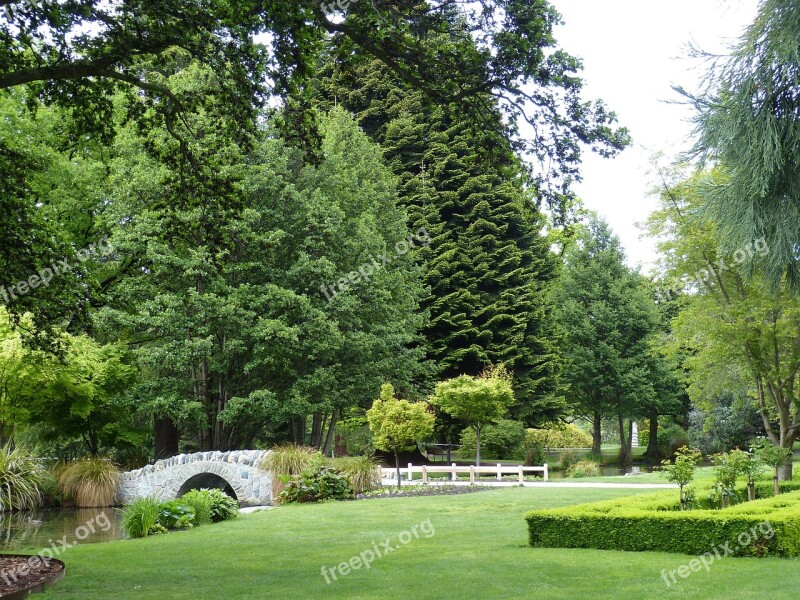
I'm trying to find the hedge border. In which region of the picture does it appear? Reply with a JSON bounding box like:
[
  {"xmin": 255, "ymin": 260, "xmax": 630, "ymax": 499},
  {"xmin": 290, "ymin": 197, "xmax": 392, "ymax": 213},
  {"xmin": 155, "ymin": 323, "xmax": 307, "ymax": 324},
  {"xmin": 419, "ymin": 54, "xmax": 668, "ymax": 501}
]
[{"xmin": 525, "ymin": 489, "xmax": 800, "ymax": 557}]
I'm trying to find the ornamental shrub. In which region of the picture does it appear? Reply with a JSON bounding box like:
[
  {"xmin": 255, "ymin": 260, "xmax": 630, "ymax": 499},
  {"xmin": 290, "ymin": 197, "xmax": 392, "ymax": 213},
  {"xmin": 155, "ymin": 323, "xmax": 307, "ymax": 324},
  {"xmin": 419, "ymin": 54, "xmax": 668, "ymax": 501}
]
[
  {"xmin": 158, "ymin": 500, "xmax": 195, "ymax": 530},
  {"xmin": 205, "ymin": 488, "xmax": 239, "ymax": 522},
  {"xmin": 180, "ymin": 489, "xmax": 213, "ymax": 525},
  {"xmin": 279, "ymin": 465, "xmax": 353, "ymax": 503},
  {"xmin": 525, "ymin": 424, "xmax": 592, "ymax": 449}
]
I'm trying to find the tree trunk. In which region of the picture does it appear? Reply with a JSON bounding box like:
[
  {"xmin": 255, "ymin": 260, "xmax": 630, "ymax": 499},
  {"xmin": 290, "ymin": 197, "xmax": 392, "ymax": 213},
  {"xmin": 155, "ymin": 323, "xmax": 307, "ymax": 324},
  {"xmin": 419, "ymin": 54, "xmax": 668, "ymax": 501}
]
[
  {"xmin": 154, "ymin": 416, "xmax": 179, "ymax": 459},
  {"xmin": 394, "ymin": 450, "xmax": 401, "ymax": 489},
  {"xmin": 617, "ymin": 414, "xmax": 630, "ymax": 467},
  {"xmin": 475, "ymin": 426, "xmax": 482, "ymax": 466},
  {"xmin": 644, "ymin": 412, "xmax": 661, "ymax": 460},
  {"xmin": 311, "ymin": 412, "xmax": 324, "ymax": 449},
  {"xmin": 774, "ymin": 467, "xmax": 781, "ymax": 496},
  {"xmin": 779, "ymin": 459, "xmax": 793, "ymax": 482},
  {"xmin": 321, "ymin": 409, "xmax": 338, "ymax": 457},
  {"xmin": 592, "ymin": 411, "xmax": 602, "ymax": 456}
]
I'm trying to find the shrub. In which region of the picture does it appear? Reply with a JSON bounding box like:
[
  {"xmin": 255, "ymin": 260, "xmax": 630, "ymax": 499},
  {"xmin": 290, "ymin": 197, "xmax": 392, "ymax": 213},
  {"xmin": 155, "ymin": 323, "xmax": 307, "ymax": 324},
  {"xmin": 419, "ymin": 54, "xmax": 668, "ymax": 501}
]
[
  {"xmin": 180, "ymin": 489, "xmax": 213, "ymax": 525},
  {"xmin": 557, "ymin": 449, "xmax": 581, "ymax": 471},
  {"xmin": 642, "ymin": 424, "xmax": 690, "ymax": 456},
  {"xmin": 57, "ymin": 457, "xmax": 120, "ymax": 507},
  {"xmin": 661, "ymin": 446, "xmax": 702, "ymax": 510},
  {"xmin": 329, "ymin": 456, "xmax": 380, "ymax": 494},
  {"xmin": 279, "ymin": 465, "xmax": 353, "ymax": 504},
  {"xmin": 526, "ymin": 490, "xmax": 800, "ymax": 557},
  {"xmin": 205, "ymin": 488, "xmax": 239, "ymax": 522},
  {"xmin": 525, "ymin": 424, "xmax": 592, "ymax": 449},
  {"xmin": 0, "ymin": 444, "xmax": 45, "ymax": 511},
  {"xmin": 260, "ymin": 444, "xmax": 322, "ymax": 500},
  {"xmin": 524, "ymin": 444, "xmax": 545, "ymax": 466},
  {"xmin": 460, "ymin": 420, "xmax": 527, "ymax": 460},
  {"xmin": 120, "ymin": 496, "xmax": 163, "ymax": 538},
  {"xmin": 566, "ymin": 460, "xmax": 601, "ymax": 478},
  {"xmin": 158, "ymin": 500, "xmax": 195, "ymax": 530}
]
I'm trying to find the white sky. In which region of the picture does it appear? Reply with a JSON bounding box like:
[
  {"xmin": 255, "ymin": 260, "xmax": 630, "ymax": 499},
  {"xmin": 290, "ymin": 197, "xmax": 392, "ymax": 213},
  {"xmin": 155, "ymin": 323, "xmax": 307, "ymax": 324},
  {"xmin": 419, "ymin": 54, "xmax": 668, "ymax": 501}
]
[{"xmin": 549, "ymin": 0, "xmax": 759, "ymax": 272}]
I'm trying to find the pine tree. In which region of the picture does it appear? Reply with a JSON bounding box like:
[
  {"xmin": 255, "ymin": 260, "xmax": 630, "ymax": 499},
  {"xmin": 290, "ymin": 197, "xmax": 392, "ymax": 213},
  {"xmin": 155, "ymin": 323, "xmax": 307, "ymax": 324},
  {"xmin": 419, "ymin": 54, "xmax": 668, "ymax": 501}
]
[{"xmin": 316, "ymin": 56, "xmax": 564, "ymax": 424}]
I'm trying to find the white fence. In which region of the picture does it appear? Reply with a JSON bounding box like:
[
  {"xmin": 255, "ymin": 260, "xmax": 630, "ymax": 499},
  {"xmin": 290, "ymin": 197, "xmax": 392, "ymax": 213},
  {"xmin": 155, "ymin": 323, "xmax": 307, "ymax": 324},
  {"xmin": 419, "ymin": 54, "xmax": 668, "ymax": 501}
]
[{"xmin": 380, "ymin": 463, "xmax": 548, "ymax": 484}]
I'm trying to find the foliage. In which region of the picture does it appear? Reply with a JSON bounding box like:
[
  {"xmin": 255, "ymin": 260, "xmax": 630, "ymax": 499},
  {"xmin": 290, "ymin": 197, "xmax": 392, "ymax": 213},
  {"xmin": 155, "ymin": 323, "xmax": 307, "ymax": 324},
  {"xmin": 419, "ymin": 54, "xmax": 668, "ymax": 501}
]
[
  {"xmin": 328, "ymin": 456, "xmax": 380, "ymax": 495},
  {"xmin": 100, "ymin": 108, "xmax": 426, "ymax": 451},
  {"xmin": 752, "ymin": 439, "xmax": 794, "ymax": 496},
  {"xmin": 711, "ymin": 450, "xmax": 753, "ymax": 507},
  {"xmin": 120, "ymin": 497, "xmax": 163, "ymax": 539},
  {"xmin": 640, "ymin": 423, "xmax": 689, "ymax": 456},
  {"xmin": 260, "ymin": 445, "xmax": 322, "ymax": 478},
  {"xmin": 367, "ymin": 383, "xmax": 435, "ymax": 475},
  {"xmin": 553, "ymin": 214, "xmax": 676, "ymax": 461},
  {"xmin": 661, "ymin": 446, "xmax": 702, "ymax": 510},
  {"xmin": 566, "ymin": 460, "xmax": 601, "ymax": 478},
  {"xmin": 158, "ymin": 500, "xmax": 196, "ymax": 530},
  {"xmin": 647, "ymin": 167, "xmax": 800, "ymax": 479},
  {"xmin": 57, "ymin": 457, "xmax": 121, "ymax": 508},
  {"xmin": 524, "ymin": 445, "xmax": 546, "ymax": 467},
  {"xmin": 278, "ymin": 465, "xmax": 353, "ymax": 504},
  {"xmin": 318, "ymin": 55, "xmax": 567, "ymax": 426},
  {"xmin": 678, "ymin": 0, "xmax": 800, "ymax": 288},
  {"xmin": 557, "ymin": 450, "xmax": 582, "ymax": 472},
  {"xmin": 687, "ymin": 392, "xmax": 761, "ymax": 454},
  {"xmin": 179, "ymin": 490, "xmax": 214, "ymax": 525},
  {"xmin": 0, "ymin": 444, "xmax": 45, "ymax": 511},
  {"xmin": 204, "ymin": 489, "xmax": 239, "ymax": 523},
  {"xmin": 525, "ymin": 424, "xmax": 593, "ymax": 449},
  {"xmin": 459, "ymin": 420, "xmax": 527, "ymax": 460},
  {"xmin": 526, "ymin": 490, "xmax": 800, "ymax": 557},
  {"xmin": 430, "ymin": 366, "xmax": 515, "ymax": 465}
]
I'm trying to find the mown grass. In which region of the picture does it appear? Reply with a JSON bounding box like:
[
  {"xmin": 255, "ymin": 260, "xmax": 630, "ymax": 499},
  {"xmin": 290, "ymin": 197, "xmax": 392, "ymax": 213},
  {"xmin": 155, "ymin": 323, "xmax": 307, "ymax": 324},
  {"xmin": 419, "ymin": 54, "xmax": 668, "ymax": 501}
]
[{"xmin": 32, "ymin": 486, "xmax": 800, "ymax": 599}]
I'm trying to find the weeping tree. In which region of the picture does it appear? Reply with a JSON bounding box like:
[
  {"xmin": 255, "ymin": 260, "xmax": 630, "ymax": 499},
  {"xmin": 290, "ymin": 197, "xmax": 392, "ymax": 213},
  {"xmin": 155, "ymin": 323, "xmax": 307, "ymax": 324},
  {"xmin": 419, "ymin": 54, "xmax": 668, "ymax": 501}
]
[{"xmin": 678, "ymin": 0, "xmax": 800, "ymax": 289}]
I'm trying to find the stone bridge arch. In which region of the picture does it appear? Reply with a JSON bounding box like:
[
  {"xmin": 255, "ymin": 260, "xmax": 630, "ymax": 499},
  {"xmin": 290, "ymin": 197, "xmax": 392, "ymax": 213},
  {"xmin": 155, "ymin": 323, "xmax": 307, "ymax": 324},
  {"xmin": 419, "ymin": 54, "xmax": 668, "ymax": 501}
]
[{"xmin": 118, "ymin": 450, "xmax": 272, "ymax": 507}]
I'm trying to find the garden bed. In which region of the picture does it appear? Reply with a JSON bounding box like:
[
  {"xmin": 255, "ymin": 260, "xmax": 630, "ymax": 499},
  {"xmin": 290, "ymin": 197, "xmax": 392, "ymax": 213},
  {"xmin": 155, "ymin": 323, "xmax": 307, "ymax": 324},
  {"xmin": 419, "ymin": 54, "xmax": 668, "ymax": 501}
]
[
  {"xmin": 357, "ymin": 484, "xmax": 497, "ymax": 500},
  {"xmin": 0, "ymin": 555, "xmax": 65, "ymax": 598},
  {"xmin": 525, "ymin": 489, "xmax": 800, "ymax": 557}
]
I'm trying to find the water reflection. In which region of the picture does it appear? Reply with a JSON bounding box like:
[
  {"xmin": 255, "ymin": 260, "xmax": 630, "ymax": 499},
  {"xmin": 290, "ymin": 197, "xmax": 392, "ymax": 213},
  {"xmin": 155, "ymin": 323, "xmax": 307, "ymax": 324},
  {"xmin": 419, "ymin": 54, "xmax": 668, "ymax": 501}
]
[{"xmin": 0, "ymin": 508, "xmax": 126, "ymax": 551}]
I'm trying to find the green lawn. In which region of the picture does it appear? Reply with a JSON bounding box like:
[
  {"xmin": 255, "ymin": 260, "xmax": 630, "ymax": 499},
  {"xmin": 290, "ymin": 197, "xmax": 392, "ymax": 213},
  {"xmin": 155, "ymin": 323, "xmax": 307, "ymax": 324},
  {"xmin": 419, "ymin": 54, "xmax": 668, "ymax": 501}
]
[{"xmin": 36, "ymin": 487, "xmax": 799, "ymax": 599}]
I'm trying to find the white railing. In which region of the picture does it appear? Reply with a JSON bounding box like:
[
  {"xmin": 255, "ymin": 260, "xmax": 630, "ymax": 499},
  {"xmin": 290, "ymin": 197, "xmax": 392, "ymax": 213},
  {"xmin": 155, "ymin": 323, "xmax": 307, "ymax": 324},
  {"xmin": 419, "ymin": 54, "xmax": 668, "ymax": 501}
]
[{"xmin": 380, "ymin": 463, "xmax": 548, "ymax": 484}]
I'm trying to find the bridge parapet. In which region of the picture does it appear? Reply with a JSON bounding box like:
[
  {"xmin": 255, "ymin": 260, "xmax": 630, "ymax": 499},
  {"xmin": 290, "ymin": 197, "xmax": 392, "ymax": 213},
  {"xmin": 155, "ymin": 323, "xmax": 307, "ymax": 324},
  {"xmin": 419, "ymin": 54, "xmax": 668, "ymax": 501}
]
[{"xmin": 118, "ymin": 450, "xmax": 272, "ymax": 507}]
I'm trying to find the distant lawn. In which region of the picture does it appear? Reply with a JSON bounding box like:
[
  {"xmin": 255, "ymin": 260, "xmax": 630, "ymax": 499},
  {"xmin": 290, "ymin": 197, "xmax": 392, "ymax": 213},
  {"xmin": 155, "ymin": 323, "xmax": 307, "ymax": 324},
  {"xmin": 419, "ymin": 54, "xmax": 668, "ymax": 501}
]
[{"xmin": 35, "ymin": 487, "xmax": 800, "ymax": 599}]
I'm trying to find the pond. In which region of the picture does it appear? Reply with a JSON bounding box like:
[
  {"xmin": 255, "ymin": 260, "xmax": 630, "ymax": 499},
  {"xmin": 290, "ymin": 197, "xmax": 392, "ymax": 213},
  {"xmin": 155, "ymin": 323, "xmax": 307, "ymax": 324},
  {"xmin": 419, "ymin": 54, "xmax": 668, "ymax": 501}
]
[{"xmin": 0, "ymin": 508, "xmax": 126, "ymax": 552}]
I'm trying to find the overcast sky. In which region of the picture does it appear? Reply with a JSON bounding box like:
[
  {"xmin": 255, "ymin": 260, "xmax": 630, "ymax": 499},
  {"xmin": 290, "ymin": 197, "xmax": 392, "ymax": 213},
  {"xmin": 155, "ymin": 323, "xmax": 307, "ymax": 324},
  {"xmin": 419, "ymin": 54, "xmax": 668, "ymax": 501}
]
[{"xmin": 548, "ymin": 0, "xmax": 760, "ymax": 272}]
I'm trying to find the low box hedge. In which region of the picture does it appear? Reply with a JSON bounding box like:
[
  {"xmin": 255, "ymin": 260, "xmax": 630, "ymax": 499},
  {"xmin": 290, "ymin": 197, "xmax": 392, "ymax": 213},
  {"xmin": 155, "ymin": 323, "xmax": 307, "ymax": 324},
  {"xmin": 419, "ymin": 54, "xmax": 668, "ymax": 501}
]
[{"xmin": 525, "ymin": 490, "xmax": 800, "ymax": 557}]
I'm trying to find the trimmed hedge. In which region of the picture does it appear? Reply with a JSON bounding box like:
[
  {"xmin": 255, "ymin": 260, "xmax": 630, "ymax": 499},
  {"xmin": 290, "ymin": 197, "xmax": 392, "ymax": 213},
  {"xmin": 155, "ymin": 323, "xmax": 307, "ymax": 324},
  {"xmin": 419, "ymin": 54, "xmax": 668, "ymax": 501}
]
[{"xmin": 526, "ymin": 490, "xmax": 800, "ymax": 557}]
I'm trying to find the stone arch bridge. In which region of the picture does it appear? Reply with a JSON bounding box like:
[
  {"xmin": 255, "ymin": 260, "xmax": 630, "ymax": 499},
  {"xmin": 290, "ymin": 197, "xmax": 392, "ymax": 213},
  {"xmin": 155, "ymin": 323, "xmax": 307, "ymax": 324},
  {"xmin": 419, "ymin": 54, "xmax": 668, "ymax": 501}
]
[{"xmin": 117, "ymin": 450, "xmax": 272, "ymax": 507}]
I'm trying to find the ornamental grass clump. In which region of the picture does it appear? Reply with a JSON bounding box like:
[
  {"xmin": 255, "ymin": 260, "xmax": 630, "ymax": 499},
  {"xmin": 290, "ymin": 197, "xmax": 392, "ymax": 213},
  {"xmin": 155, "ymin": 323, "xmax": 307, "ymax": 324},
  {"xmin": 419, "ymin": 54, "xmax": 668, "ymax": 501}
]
[
  {"xmin": 0, "ymin": 444, "xmax": 46, "ymax": 511},
  {"xmin": 329, "ymin": 456, "xmax": 380, "ymax": 494},
  {"xmin": 57, "ymin": 457, "xmax": 121, "ymax": 507}
]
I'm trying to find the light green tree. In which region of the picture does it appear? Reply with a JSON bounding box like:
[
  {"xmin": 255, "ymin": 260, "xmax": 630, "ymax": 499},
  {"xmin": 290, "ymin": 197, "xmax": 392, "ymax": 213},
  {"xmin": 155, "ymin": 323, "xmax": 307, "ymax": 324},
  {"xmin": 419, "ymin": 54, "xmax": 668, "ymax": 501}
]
[
  {"xmin": 661, "ymin": 446, "xmax": 702, "ymax": 511},
  {"xmin": 367, "ymin": 384, "xmax": 435, "ymax": 488},
  {"xmin": 429, "ymin": 366, "xmax": 515, "ymax": 466},
  {"xmin": 647, "ymin": 167, "xmax": 800, "ymax": 480}
]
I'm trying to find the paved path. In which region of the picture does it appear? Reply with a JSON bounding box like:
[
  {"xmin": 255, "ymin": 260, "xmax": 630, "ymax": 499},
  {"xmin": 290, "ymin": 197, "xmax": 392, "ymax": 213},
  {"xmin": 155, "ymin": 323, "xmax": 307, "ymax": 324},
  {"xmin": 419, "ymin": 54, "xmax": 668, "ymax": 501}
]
[{"xmin": 380, "ymin": 478, "xmax": 677, "ymax": 489}]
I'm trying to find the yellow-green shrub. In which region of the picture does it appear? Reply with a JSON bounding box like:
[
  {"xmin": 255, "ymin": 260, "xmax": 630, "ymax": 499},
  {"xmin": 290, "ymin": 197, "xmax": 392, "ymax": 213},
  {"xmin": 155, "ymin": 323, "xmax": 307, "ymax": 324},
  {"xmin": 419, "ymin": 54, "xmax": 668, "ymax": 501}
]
[{"xmin": 526, "ymin": 424, "xmax": 592, "ymax": 449}]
